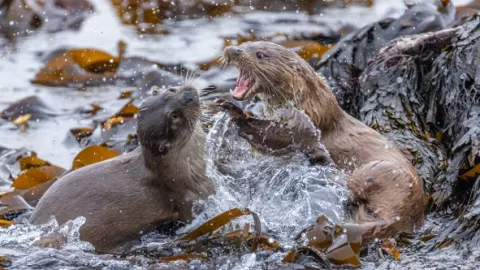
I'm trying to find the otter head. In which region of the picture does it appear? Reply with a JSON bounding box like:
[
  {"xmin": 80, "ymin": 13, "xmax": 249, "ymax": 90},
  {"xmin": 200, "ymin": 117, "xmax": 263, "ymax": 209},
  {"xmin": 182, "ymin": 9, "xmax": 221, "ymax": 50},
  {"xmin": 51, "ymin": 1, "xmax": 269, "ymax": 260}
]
[
  {"xmin": 137, "ymin": 85, "xmax": 200, "ymax": 157},
  {"xmin": 223, "ymin": 41, "xmax": 318, "ymax": 105}
]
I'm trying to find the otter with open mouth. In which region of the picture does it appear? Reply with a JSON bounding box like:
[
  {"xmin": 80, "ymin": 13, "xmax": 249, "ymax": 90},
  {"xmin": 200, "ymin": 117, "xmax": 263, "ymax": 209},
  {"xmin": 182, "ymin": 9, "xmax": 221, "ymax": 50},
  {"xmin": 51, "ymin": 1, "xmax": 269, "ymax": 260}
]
[
  {"xmin": 218, "ymin": 41, "xmax": 424, "ymax": 243},
  {"xmin": 30, "ymin": 85, "xmax": 215, "ymax": 253}
]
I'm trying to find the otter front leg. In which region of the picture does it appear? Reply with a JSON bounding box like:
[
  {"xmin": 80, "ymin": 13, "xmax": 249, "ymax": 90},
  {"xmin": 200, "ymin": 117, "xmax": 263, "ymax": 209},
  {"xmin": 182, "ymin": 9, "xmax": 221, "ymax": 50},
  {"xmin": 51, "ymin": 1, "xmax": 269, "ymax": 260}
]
[{"xmin": 216, "ymin": 99, "xmax": 333, "ymax": 166}]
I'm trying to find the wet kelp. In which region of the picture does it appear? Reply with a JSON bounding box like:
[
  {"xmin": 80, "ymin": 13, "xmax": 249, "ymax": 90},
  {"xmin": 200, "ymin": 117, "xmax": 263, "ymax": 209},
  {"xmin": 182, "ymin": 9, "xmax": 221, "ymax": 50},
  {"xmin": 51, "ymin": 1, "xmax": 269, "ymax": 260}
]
[
  {"xmin": 0, "ymin": 144, "xmax": 121, "ymax": 218},
  {"xmin": 31, "ymin": 44, "xmax": 183, "ymax": 91},
  {"xmin": 420, "ymin": 17, "xmax": 480, "ymax": 250},
  {"xmin": 119, "ymin": 208, "xmax": 363, "ymax": 269},
  {"xmin": 332, "ymin": 13, "xmax": 480, "ymax": 250},
  {"xmin": 356, "ymin": 21, "xmax": 478, "ymax": 206},
  {"xmin": 3, "ymin": 1, "xmax": 479, "ymax": 268},
  {"xmin": 110, "ymin": 0, "xmax": 374, "ymax": 34},
  {"xmin": 0, "ymin": 93, "xmax": 137, "ymax": 213},
  {"xmin": 314, "ymin": 1, "xmax": 458, "ymax": 198},
  {"xmin": 316, "ymin": 0, "xmax": 455, "ymax": 112},
  {"xmin": 0, "ymin": 94, "xmax": 140, "ymax": 152}
]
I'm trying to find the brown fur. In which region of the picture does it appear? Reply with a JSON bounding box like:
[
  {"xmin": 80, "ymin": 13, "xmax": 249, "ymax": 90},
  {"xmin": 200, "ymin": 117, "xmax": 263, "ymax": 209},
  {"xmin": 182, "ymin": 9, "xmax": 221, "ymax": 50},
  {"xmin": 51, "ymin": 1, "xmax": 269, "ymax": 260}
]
[
  {"xmin": 222, "ymin": 41, "xmax": 424, "ymax": 243},
  {"xmin": 30, "ymin": 85, "xmax": 215, "ymax": 252}
]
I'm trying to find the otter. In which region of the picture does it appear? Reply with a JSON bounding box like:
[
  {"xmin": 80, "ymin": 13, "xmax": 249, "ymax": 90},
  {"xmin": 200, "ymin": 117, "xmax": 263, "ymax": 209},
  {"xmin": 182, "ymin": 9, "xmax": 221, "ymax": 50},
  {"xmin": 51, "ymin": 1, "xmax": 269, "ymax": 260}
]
[
  {"xmin": 30, "ymin": 85, "xmax": 215, "ymax": 252},
  {"xmin": 218, "ymin": 41, "xmax": 424, "ymax": 243}
]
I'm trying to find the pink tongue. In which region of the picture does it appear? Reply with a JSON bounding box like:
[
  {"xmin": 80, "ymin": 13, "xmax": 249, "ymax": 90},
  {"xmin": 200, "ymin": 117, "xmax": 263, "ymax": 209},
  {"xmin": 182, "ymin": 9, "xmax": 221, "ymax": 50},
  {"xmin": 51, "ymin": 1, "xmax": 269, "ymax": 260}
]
[{"xmin": 232, "ymin": 75, "xmax": 249, "ymax": 99}]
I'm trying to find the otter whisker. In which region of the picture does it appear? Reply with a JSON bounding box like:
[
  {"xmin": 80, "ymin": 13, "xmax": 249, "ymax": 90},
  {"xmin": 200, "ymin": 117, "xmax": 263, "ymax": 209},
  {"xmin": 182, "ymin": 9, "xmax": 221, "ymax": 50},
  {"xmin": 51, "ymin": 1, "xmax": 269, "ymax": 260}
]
[
  {"xmin": 183, "ymin": 69, "xmax": 187, "ymax": 85},
  {"xmin": 190, "ymin": 70, "xmax": 201, "ymax": 86},
  {"xmin": 185, "ymin": 69, "xmax": 191, "ymax": 85},
  {"xmin": 181, "ymin": 68, "xmax": 185, "ymax": 85},
  {"xmin": 191, "ymin": 69, "xmax": 199, "ymax": 84},
  {"xmin": 218, "ymin": 55, "xmax": 228, "ymax": 69}
]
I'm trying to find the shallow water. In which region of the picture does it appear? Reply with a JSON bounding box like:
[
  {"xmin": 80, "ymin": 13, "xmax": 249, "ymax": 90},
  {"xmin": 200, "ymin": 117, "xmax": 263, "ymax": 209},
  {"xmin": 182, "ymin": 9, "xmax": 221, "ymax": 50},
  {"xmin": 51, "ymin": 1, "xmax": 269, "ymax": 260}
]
[
  {"xmin": 0, "ymin": 0, "xmax": 406, "ymax": 168},
  {"xmin": 1, "ymin": 0, "xmax": 480, "ymax": 269}
]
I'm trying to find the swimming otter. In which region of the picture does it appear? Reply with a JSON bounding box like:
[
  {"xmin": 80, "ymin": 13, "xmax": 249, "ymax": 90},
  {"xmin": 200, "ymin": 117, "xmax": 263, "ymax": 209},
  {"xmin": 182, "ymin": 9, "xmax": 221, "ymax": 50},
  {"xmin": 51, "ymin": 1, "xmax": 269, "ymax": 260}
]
[
  {"xmin": 30, "ymin": 85, "xmax": 215, "ymax": 252},
  {"xmin": 218, "ymin": 41, "xmax": 424, "ymax": 243}
]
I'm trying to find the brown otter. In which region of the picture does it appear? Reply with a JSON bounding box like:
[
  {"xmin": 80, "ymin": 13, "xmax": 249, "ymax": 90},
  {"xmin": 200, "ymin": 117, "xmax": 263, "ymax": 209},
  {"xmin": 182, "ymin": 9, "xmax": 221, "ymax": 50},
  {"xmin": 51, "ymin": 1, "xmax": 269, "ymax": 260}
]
[
  {"xmin": 218, "ymin": 41, "xmax": 424, "ymax": 243},
  {"xmin": 30, "ymin": 85, "xmax": 215, "ymax": 252}
]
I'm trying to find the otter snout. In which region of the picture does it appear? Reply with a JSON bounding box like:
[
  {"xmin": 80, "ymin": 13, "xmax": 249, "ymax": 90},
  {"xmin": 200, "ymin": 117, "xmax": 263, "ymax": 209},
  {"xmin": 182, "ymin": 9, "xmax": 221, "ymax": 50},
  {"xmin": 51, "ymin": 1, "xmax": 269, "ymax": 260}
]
[
  {"xmin": 182, "ymin": 87, "xmax": 199, "ymax": 106},
  {"xmin": 224, "ymin": 46, "xmax": 244, "ymax": 62}
]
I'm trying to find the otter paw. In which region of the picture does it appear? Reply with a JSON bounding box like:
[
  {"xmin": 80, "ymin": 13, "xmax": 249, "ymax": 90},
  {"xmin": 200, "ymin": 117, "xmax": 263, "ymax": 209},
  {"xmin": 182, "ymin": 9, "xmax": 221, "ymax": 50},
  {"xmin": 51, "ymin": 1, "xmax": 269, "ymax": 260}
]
[
  {"xmin": 304, "ymin": 147, "xmax": 335, "ymax": 166},
  {"xmin": 215, "ymin": 98, "xmax": 246, "ymax": 121}
]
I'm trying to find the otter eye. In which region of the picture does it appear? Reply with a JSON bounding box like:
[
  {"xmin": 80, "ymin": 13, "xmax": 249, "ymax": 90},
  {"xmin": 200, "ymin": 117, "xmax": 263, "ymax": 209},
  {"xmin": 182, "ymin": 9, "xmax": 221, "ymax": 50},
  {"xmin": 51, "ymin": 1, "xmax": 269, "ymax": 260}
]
[
  {"xmin": 168, "ymin": 88, "xmax": 176, "ymax": 93},
  {"xmin": 256, "ymin": 52, "xmax": 266, "ymax": 59}
]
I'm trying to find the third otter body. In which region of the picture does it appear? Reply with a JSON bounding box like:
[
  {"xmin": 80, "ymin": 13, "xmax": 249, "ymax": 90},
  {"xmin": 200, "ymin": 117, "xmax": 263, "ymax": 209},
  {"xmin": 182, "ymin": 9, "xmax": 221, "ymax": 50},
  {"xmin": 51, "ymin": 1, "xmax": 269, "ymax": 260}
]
[
  {"xmin": 219, "ymin": 41, "xmax": 424, "ymax": 243},
  {"xmin": 30, "ymin": 85, "xmax": 215, "ymax": 252}
]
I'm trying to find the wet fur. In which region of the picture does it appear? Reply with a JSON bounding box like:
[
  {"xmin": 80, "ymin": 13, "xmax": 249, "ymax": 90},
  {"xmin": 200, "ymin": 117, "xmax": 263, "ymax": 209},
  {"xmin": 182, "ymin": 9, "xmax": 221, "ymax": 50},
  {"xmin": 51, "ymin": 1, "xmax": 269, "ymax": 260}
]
[
  {"xmin": 223, "ymin": 41, "xmax": 424, "ymax": 242},
  {"xmin": 30, "ymin": 86, "xmax": 215, "ymax": 252}
]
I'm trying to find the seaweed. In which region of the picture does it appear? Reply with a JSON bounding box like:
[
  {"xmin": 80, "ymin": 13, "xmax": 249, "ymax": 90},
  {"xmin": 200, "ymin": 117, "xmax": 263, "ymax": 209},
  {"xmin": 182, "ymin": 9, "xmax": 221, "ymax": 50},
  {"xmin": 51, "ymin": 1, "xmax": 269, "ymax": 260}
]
[
  {"xmin": 315, "ymin": 0, "xmax": 455, "ymax": 113},
  {"xmin": 324, "ymin": 10, "xmax": 480, "ymax": 249},
  {"xmin": 314, "ymin": 0, "xmax": 478, "ymax": 201},
  {"xmin": 356, "ymin": 28, "xmax": 458, "ymax": 198}
]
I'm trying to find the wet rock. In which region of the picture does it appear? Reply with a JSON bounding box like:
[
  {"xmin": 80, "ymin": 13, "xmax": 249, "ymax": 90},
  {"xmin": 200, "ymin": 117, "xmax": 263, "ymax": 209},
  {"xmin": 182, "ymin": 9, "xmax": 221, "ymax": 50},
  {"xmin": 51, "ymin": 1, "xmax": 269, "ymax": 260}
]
[
  {"xmin": 356, "ymin": 28, "xmax": 458, "ymax": 197},
  {"xmin": 420, "ymin": 19, "xmax": 480, "ymax": 207},
  {"xmin": 0, "ymin": 194, "xmax": 34, "ymax": 220},
  {"xmin": 0, "ymin": 146, "xmax": 29, "ymax": 185},
  {"xmin": 314, "ymin": 1, "xmax": 461, "ymax": 199},
  {"xmin": 316, "ymin": 0, "xmax": 455, "ymax": 112},
  {"xmin": 332, "ymin": 11, "xmax": 480, "ymax": 252},
  {"xmin": 0, "ymin": 0, "xmax": 94, "ymax": 37},
  {"xmin": 0, "ymin": 96, "xmax": 57, "ymax": 121},
  {"xmin": 356, "ymin": 16, "xmax": 480, "ymax": 209}
]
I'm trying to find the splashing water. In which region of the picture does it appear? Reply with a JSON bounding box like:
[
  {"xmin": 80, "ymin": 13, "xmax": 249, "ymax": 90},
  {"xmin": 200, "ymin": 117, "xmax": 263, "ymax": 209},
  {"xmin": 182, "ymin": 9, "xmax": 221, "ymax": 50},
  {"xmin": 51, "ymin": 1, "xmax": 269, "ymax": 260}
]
[
  {"xmin": 182, "ymin": 112, "xmax": 348, "ymax": 246},
  {"xmin": 3, "ymin": 110, "xmax": 480, "ymax": 270},
  {"xmin": 0, "ymin": 112, "xmax": 348, "ymax": 269},
  {"xmin": 0, "ymin": 216, "xmax": 146, "ymax": 270}
]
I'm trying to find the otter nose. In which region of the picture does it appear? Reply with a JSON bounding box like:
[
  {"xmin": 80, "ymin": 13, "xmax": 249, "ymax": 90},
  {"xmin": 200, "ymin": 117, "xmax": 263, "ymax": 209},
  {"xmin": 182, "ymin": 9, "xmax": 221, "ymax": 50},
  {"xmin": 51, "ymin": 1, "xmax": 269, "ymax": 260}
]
[
  {"xmin": 183, "ymin": 89, "xmax": 198, "ymax": 105},
  {"xmin": 224, "ymin": 46, "xmax": 244, "ymax": 60}
]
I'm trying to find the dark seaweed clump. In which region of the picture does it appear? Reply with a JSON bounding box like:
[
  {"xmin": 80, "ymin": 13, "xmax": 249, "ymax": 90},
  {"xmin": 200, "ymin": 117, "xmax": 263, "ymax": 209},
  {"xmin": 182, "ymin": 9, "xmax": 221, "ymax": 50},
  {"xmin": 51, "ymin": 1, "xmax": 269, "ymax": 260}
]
[
  {"xmin": 315, "ymin": 1, "xmax": 458, "ymax": 200},
  {"xmin": 315, "ymin": 0, "xmax": 455, "ymax": 113},
  {"xmin": 318, "ymin": 7, "xmax": 480, "ymax": 250}
]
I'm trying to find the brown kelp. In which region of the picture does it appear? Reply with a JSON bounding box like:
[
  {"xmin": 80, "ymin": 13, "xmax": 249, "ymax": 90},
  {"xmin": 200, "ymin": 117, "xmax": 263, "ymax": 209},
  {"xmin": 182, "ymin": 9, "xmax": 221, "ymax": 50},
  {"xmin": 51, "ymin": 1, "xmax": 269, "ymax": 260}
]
[
  {"xmin": 328, "ymin": 11, "xmax": 480, "ymax": 250},
  {"xmin": 315, "ymin": 1, "xmax": 457, "ymax": 198}
]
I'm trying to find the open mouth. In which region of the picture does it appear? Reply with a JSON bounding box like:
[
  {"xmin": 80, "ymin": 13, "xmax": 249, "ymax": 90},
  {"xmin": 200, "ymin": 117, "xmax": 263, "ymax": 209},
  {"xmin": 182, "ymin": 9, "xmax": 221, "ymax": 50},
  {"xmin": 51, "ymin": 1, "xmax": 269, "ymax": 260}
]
[{"xmin": 231, "ymin": 69, "xmax": 255, "ymax": 100}]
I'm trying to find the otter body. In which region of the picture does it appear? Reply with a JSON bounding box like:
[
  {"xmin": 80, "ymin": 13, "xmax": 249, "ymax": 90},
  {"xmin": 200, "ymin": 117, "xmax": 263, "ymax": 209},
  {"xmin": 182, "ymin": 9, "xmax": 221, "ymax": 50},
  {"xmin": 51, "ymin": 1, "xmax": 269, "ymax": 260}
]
[
  {"xmin": 30, "ymin": 85, "xmax": 215, "ymax": 252},
  {"xmin": 220, "ymin": 41, "xmax": 424, "ymax": 243}
]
